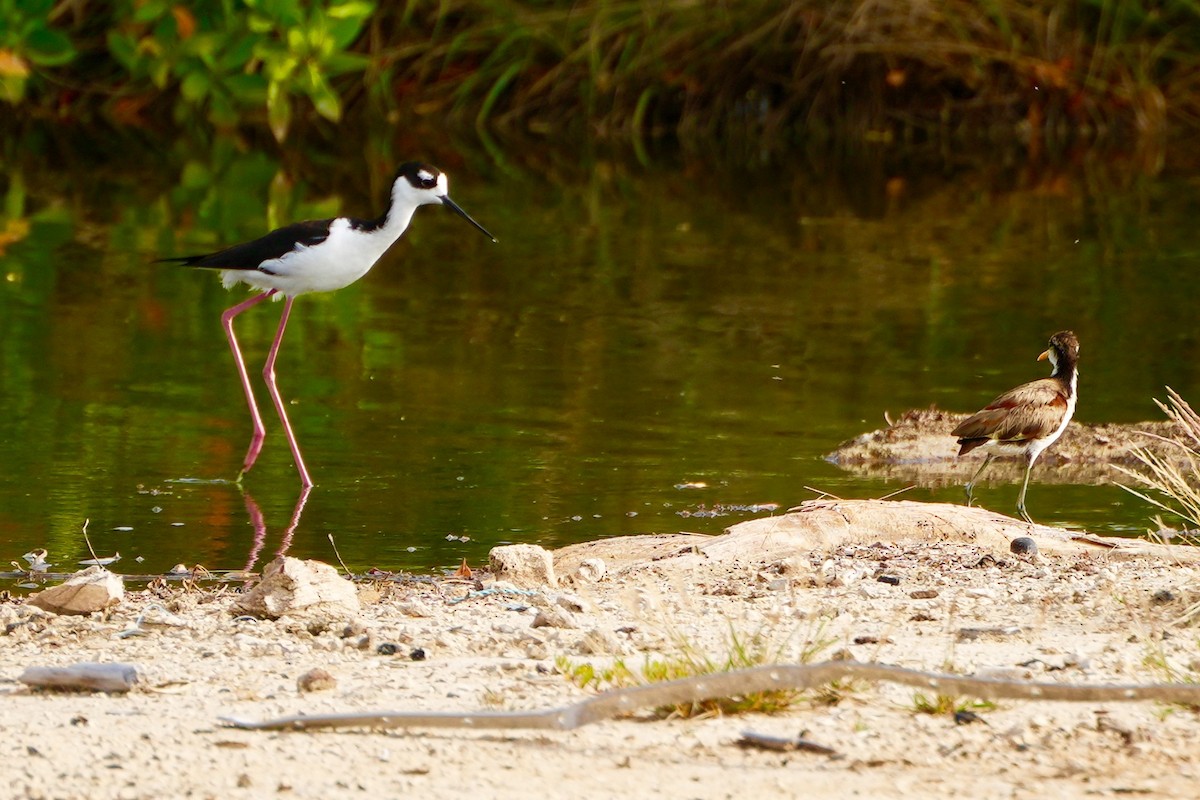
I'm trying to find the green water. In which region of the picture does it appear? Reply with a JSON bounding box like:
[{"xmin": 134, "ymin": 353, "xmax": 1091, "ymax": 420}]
[{"xmin": 1, "ymin": 129, "xmax": 1197, "ymax": 576}]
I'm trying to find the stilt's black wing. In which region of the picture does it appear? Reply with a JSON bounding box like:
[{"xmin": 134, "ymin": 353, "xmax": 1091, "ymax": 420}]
[{"xmin": 157, "ymin": 219, "xmax": 335, "ymax": 270}]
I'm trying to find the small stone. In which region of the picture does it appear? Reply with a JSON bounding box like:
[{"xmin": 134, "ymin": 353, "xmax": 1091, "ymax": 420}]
[
  {"xmin": 877, "ymin": 574, "xmax": 901, "ymax": 586},
  {"xmin": 554, "ymin": 593, "xmax": 590, "ymax": 614},
  {"xmin": 377, "ymin": 643, "xmax": 400, "ymax": 656},
  {"xmin": 575, "ymin": 627, "xmax": 624, "ymax": 656},
  {"xmin": 1010, "ymin": 537, "xmax": 1038, "ymax": 556},
  {"xmin": 409, "ymin": 648, "xmax": 426, "ymax": 661},
  {"xmin": 575, "ymin": 558, "xmax": 607, "ymax": 583},
  {"xmin": 909, "ymin": 589, "xmax": 938, "ymax": 599},
  {"xmin": 1151, "ymin": 589, "xmax": 1177, "ymax": 605},
  {"xmin": 532, "ymin": 604, "xmax": 578, "ymax": 629},
  {"xmin": 296, "ymin": 668, "xmax": 337, "ymax": 693}
]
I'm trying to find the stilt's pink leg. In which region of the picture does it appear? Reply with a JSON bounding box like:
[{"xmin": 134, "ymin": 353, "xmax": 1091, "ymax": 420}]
[
  {"xmin": 221, "ymin": 290, "xmax": 276, "ymax": 480},
  {"xmin": 262, "ymin": 295, "xmax": 314, "ymax": 488}
]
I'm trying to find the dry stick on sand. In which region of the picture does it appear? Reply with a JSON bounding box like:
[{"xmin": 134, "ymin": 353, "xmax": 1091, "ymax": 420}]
[{"xmin": 220, "ymin": 661, "xmax": 1200, "ymax": 732}]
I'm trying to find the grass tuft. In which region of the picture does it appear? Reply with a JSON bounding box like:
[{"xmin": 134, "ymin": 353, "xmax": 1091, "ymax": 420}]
[{"xmin": 558, "ymin": 622, "xmax": 836, "ymax": 719}]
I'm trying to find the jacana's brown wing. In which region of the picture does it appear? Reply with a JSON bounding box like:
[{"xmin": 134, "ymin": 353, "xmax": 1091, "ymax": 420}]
[{"xmin": 952, "ymin": 378, "xmax": 1070, "ymax": 452}]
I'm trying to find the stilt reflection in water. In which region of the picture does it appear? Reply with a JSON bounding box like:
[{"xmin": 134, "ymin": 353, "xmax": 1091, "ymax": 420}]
[{"xmin": 241, "ymin": 486, "xmax": 312, "ymax": 573}]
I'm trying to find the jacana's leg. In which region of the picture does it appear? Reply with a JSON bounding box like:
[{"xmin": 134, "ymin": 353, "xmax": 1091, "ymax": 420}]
[
  {"xmin": 262, "ymin": 295, "xmax": 314, "ymax": 488},
  {"xmin": 221, "ymin": 290, "xmax": 276, "ymax": 480},
  {"xmin": 1016, "ymin": 459, "xmax": 1035, "ymax": 525},
  {"xmin": 963, "ymin": 453, "xmax": 994, "ymax": 507}
]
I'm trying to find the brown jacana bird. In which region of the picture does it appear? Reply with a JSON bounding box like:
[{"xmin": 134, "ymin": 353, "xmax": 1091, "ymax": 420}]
[{"xmin": 951, "ymin": 331, "xmax": 1080, "ymax": 524}]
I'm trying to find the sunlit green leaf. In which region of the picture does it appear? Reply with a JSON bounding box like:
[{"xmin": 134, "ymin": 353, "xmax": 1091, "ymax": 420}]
[
  {"xmin": 328, "ymin": 1, "xmax": 375, "ymax": 21},
  {"xmin": 306, "ymin": 72, "xmax": 340, "ymax": 121}
]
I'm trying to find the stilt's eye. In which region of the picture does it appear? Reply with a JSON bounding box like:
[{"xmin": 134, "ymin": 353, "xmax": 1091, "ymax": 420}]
[{"xmin": 416, "ymin": 170, "xmax": 437, "ymax": 189}]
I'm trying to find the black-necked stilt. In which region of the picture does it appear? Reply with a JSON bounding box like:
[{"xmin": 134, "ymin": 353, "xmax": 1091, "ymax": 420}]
[
  {"xmin": 951, "ymin": 330, "xmax": 1080, "ymax": 524},
  {"xmin": 160, "ymin": 162, "xmax": 496, "ymax": 487}
]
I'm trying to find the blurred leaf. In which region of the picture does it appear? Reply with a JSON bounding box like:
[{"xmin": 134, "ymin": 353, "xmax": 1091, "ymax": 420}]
[
  {"xmin": 306, "ymin": 71, "xmax": 341, "ymax": 121},
  {"xmin": 15, "ymin": 0, "xmax": 56, "ymax": 16},
  {"xmin": 217, "ymin": 34, "xmax": 259, "ymax": 71},
  {"xmin": 323, "ymin": 51, "xmax": 370, "ymax": 75},
  {"xmin": 133, "ymin": 0, "xmax": 170, "ymax": 23},
  {"xmin": 224, "ymin": 72, "xmax": 266, "ymax": 102},
  {"xmin": 180, "ymin": 69, "xmax": 209, "ymax": 101},
  {"xmin": 106, "ymin": 32, "xmax": 138, "ymax": 69},
  {"xmin": 0, "ymin": 74, "xmax": 27, "ymax": 104},
  {"xmin": 267, "ymin": 81, "xmax": 291, "ymax": 140},
  {"xmin": 328, "ymin": 0, "xmax": 375, "ymax": 21},
  {"xmin": 0, "ymin": 49, "xmax": 30, "ymax": 78},
  {"xmin": 23, "ymin": 28, "xmax": 75, "ymax": 67},
  {"xmin": 171, "ymin": 6, "xmax": 198, "ymax": 39},
  {"xmin": 327, "ymin": 13, "xmax": 371, "ymax": 50}
]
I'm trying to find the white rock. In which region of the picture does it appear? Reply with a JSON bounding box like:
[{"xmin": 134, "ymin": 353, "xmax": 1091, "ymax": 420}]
[
  {"xmin": 490, "ymin": 544, "xmax": 557, "ymax": 588},
  {"xmin": 233, "ymin": 556, "xmax": 360, "ymax": 620},
  {"xmin": 575, "ymin": 558, "xmax": 607, "ymax": 582}
]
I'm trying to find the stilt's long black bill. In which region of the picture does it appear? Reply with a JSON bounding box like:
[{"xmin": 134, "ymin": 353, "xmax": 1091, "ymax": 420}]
[{"xmin": 441, "ymin": 195, "xmax": 497, "ymax": 243}]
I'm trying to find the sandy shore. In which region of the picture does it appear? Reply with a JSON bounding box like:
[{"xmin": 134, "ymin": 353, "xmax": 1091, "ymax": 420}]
[{"xmin": 4, "ymin": 501, "xmax": 1200, "ymax": 799}]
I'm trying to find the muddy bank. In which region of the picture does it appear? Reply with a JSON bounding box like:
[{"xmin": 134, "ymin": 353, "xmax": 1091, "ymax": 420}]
[
  {"xmin": 826, "ymin": 407, "xmax": 1178, "ymax": 486},
  {"xmin": 4, "ymin": 504, "xmax": 1200, "ymax": 799}
]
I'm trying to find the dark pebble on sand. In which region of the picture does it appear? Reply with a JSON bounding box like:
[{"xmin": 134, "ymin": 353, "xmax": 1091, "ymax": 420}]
[
  {"xmin": 376, "ymin": 643, "xmax": 400, "ymax": 656},
  {"xmin": 1151, "ymin": 589, "xmax": 1177, "ymax": 605},
  {"xmin": 1009, "ymin": 537, "xmax": 1037, "ymax": 556}
]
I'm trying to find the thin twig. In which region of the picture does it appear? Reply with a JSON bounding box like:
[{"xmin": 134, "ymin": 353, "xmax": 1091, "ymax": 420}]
[
  {"xmin": 877, "ymin": 484, "xmax": 917, "ymax": 501},
  {"xmin": 81, "ymin": 518, "xmax": 99, "ymax": 565},
  {"xmin": 220, "ymin": 661, "xmax": 1200, "ymax": 733},
  {"xmin": 327, "ymin": 534, "xmax": 354, "ymax": 580}
]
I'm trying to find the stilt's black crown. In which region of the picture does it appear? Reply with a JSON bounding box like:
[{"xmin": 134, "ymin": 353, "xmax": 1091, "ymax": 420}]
[{"xmin": 396, "ymin": 162, "xmax": 442, "ymax": 190}]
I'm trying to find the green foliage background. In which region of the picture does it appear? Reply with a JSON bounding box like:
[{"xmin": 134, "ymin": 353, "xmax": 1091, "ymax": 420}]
[{"xmin": 5, "ymin": 0, "xmax": 1200, "ymax": 142}]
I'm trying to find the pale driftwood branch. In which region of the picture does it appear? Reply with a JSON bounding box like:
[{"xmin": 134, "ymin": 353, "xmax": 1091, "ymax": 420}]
[
  {"xmin": 19, "ymin": 662, "xmax": 139, "ymax": 693},
  {"xmin": 219, "ymin": 662, "xmax": 1200, "ymax": 732}
]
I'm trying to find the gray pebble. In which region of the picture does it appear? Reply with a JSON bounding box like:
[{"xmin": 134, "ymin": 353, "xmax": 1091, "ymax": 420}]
[{"xmin": 1010, "ymin": 537, "xmax": 1038, "ymax": 556}]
